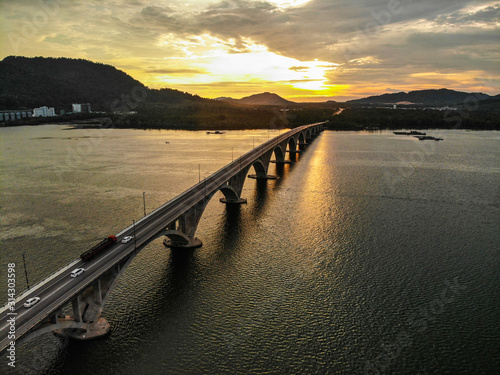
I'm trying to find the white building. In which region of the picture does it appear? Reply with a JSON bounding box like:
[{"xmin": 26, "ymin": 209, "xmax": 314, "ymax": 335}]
[
  {"xmin": 72, "ymin": 103, "xmax": 91, "ymax": 113},
  {"xmin": 33, "ymin": 106, "xmax": 56, "ymax": 117},
  {"xmin": 0, "ymin": 110, "xmax": 33, "ymax": 122}
]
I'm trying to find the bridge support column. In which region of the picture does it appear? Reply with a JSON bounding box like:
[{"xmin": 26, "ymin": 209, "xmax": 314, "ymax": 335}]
[
  {"xmin": 54, "ymin": 262, "xmax": 130, "ymax": 341},
  {"xmin": 220, "ymin": 168, "xmax": 248, "ymax": 204},
  {"xmin": 164, "ymin": 197, "xmax": 210, "ymax": 248},
  {"xmin": 72, "ymin": 296, "xmax": 83, "ymax": 322},
  {"xmin": 247, "ymin": 174, "xmax": 277, "ymax": 180}
]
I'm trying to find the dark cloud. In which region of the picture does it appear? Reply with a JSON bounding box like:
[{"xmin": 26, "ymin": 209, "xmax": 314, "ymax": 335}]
[
  {"xmin": 406, "ymin": 29, "xmax": 500, "ymax": 49},
  {"xmin": 1, "ymin": 0, "xmax": 499, "ymax": 97},
  {"xmin": 436, "ymin": 4, "xmax": 500, "ymax": 24}
]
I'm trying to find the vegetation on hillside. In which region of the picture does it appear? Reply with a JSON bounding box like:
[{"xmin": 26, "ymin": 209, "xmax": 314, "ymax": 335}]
[
  {"xmin": 1, "ymin": 56, "xmax": 498, "ymax": 131},
  {"xmin": 326, "ymin": 106, "xmax": 500, "ymax": 130},
  {"xmin": 109, "ymin": 103, "xmax": 336, "ymax": 130},
  {"xmin": 0, "ymin": 56, "xmax": 204, "ymax": 111},
  {"xmin": 347, "ymin": 88, "xmax": 491, "ymax": 106}
]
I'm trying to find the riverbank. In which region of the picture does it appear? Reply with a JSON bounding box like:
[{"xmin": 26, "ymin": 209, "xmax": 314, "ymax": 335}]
[{"xmin": 2, "ymin": 105, "xmax": 499, "ymax": 131}]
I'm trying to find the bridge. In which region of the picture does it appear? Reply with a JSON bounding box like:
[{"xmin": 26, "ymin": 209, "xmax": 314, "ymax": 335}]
[{"xmin": 0, "ymin": 122, "xmax": 325, "ymax": 353}]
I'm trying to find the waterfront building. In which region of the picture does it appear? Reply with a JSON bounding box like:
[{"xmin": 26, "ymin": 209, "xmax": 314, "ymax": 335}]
[
  {"xmin": 0, "ymin": 109, "xmax": 33, "ymax": 122},
  {"xmin": 72, "ymin": 103, "xmax": 91, "ymax": 113},
  {"xmin": 33, "ymin": 106, "xmax": 56, "ymax": 117}
]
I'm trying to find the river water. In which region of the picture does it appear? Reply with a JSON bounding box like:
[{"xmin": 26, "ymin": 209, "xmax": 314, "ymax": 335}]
[{"xmin": 0, "ymin": 125, "xmax": 499, "ymax": 374}]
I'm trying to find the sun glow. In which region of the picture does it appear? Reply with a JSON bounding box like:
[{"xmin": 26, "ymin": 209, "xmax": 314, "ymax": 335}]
[
  {"xmin": 139, "ymin": 36, "xmax": 340, "ymax": 100},
  {"xmin": 267, "ymin": 0, "xmax": 313, "ymax": 9}
]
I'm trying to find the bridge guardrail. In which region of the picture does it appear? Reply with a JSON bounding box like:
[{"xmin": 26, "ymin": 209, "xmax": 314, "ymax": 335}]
[
  {"xmin": 0, "ymin": 122, "xmax": 326, "ymax": 353},
  {"xmin": 0, "ymin": 258, "xmax": 80, "ymax": 314}
]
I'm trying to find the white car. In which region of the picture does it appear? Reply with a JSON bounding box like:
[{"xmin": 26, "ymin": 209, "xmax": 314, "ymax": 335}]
[
  {"xmin": 70, "ymin": 268, "xmax": 85, "ymax": 278},
  {"xmin": 24, "ymin": 297, "xmax": 40, "ymax": 308},
  {"xmin": 121, "ymin": 236, "xmax": 133, "ymax": 244}
]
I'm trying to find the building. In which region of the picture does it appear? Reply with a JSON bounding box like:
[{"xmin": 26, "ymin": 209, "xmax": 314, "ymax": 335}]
[
  {"xmin": 72, "ymin": 103, "xmax": 91, "ymax": 113},
  {"xmin": 33, "ymin": 106, "xmax": 56, "ymax": 117},
  {"xmin": 0, "ymin": 110, "xmax": 33, "ymax": 122}
]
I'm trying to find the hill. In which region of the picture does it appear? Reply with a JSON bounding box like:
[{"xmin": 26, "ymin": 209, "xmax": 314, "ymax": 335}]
[
  {"xmin": 0, "ymin": 56, "xmax": 205, "ymax": 111},
  {"xmin": 219, "ymin": 92, "xmax": 295, "ymax": 106},
  {"xmin": 348, "ymin": 89, "xmax": 491, "ymax": 106}
]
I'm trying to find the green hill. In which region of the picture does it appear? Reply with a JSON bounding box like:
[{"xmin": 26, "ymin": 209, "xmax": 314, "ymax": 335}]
[
  {"xmin": 0, "ymin": 56, "xmax": 205, "ymax": 111},
  {"xmin": 348, "ymin": 88, "xmax": 491, "ymax": 106}
]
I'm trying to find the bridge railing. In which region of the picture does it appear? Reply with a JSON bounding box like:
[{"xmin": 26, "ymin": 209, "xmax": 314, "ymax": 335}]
[
  {"xmin": 210, "ymin": 121, "xmax": 326, "ymax": 177},
  {"xmin": 0, "ymin": 258, "xmax": 80, "ymax": 314},
  {"xmin": 0, "ymin": 122, "xmax": 325, "ymax": 335}
]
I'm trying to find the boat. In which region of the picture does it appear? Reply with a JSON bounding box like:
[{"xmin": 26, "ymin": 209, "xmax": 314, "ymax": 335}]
[
  {"xmin": 393, "ymin": 131, "xmax": 426, "ymax": 136},
  {"xmin": 414, "ymin": 135, "xmax": 443, "ymax": 141},
  {"xmin": 206, "ymin": 130, "xmax": 225, "ymax": 134}
]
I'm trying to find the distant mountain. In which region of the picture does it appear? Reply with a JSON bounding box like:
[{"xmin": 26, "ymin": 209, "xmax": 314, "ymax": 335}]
[
  {"xmin": 214, "ymin": 97, "xmax": 234, "ymax": 101},
  {"xmin": 0, "ymin": 56, "xmax": 205, "ymax": 111},
  {"xmin": 219, "ymin": 92, "xmax": 295, "ymax": 106},
  {"xmin": 348, "ymin": 89, "xmax": 491, "ymax": 106},
  {"xmin": 477, "ymin": 95, "xmax": 500, "ymax": 111}
]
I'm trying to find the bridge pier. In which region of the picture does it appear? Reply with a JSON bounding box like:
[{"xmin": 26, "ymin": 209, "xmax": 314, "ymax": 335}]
[
  {"xmin": 163, "ymin": 236, "xmax": 203, "ymax": 249},
  {"xmin": 219, "ymin": 197, "xmax": 247, "ymax": 204},
  {"xmin": 54, "ymin": 260, "xmax": 131, "ymax": 341},
  {"xmin": 219, "ymin": 168, "xmax": 248, "ymax": 204},
  {"xmin": 270, "ymin": 160, "xmax": 293, "ymax": 164},
  {"xmin": 54, "ymin": 317, "xmax": 110, "ymax": 341},
  {"xmin": 247, "ymin": 174, "xmax": 277, "ymax": 180}
]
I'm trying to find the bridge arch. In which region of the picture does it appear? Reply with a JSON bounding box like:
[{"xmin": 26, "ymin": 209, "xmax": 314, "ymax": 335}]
[
  {"xmin": 273, "ymin": 145, "xmax": 285, "ymax": 163},
  {"xmin": 219, "ymin": 184, "xmax": 240, "ymax": 202},
  {"xmin": 251, "ymin": 159, "xmax": 268, "ymax": 178},
  {"xmin": 298, "ymin": 131, "xmax": 306, "ymax": 145}
]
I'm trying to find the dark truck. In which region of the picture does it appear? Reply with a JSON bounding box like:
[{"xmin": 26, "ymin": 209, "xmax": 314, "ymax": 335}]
[{"xmin": 80, "ymin": 235, "xmax": 118, "ymax": 261}]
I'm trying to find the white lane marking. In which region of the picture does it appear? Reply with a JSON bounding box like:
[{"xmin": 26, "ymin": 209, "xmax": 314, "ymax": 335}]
[{"xmin": 0, "ymin": 276, "xmax": 75, "ymax": 333}]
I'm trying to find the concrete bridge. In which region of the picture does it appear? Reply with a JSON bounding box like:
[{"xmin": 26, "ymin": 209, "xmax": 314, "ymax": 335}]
[{"xmin": 0, "ymin": 121, "xmax": 325, "ymax": 353}]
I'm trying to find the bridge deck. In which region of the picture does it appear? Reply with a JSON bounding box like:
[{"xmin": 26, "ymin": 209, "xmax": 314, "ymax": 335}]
[{"xmin": 0, "ymin": 122, "xmax": 326, "ymax": 353}]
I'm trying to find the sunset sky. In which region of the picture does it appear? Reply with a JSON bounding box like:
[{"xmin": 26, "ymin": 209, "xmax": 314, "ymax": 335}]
[{"xmin": 1, "ymin": 0, "xmax": 499, "ymax": 101}]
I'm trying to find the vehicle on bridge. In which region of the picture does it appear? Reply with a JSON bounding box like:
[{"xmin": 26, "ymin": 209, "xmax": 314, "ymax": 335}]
[
  {"xmin": 80, "ymin": 235, "xmax": 118, "ymax": 261},
  {"xmin": 24, "ymin": 297, "xmax": 40, "ymax": 308},
  {"xmin": 70, "ymin": 268, "xmax": 85, "ymax": 277},
  {"xmin": 121, "ymin": 236, "xmax": 133, "ymax": 244}
]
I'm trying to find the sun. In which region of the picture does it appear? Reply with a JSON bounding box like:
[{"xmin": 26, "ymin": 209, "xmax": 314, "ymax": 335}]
[{"xmin": 267, "ymin": 0, "xmax": 312, "ymax": 9}]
